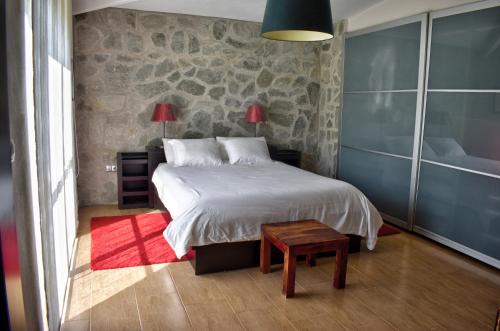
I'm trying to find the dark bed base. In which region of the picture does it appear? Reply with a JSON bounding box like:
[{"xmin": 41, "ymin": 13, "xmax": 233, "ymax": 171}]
[{"xmin": 189, "ymin": 234, "xmax": 361, "ymax": 275}]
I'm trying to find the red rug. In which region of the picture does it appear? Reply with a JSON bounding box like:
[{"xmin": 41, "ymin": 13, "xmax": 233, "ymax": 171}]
[
  {"xmin": 90, "ymin": 212, "xmax": 194, "ymax": 271},
  {"xmin": 91, "ymin": 213, "xmax": 399, "ymax": 271},
  {"xmin": 378, "ymin": 223, "xmax": 402, "ymax": 237}
]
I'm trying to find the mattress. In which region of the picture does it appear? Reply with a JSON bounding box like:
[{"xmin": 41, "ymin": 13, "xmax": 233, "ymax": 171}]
[{"xmin": 152, "ymin": 162, "xmax": 383, "ymax": 258}]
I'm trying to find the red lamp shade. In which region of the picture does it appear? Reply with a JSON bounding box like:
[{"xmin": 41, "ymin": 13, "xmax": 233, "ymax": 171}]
[
  {"xmin": 245, "ymin": 105, "xmax": 266, "ymax": 123},
  {"xmin": 151, "ymin": 103, "xmax": 176, "ymax": 122}
]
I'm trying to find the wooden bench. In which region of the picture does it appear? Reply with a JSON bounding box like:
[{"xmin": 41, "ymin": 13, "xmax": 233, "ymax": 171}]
[{"xmin": 260, "ymin": 220, "xmax": 350, "ymax": 298}]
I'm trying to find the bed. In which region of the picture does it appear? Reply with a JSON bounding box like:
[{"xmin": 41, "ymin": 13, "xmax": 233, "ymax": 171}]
[{"xmin": 152, "ymin": 160, "xmax": 383, "ymax": 274}]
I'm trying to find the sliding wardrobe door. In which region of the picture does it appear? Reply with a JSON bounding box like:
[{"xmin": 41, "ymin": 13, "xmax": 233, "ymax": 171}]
[
  {"xmin": 415, "ymin": 2, "xmax": 500, "ymax": 267},
  {"xmin": 339, "ymin": 16, "xmax": 427, "ymax": 228}
]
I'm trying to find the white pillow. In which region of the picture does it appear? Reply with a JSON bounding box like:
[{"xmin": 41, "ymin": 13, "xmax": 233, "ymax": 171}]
[
  {"xmin": 425, "ymin": 138, "xmax": 466, "ymax": 157},
  {"xmin": 385, "ymin": 136, "xmax": 414, "ymax": 155},
  {"xmin": 216, "ymin": 137, "xmax": 266, "ymax": 161},
  {"xmin": 385, "ymin": 136, "xmax": 438, "ymax": 158},
  {"xmin": 162, "ymin": 138, "xmax": 176, "ymax": 163},
  {"xmin": 421, "ymin": 141, "xmax": 438, "ymax": 159},
  {"xmin": 168, "ymin": 138, "xmax": 223, "ymax": 167},
  {"xmin": 216, "ymin": 137, "xmax": 272, "ymax": 165}
]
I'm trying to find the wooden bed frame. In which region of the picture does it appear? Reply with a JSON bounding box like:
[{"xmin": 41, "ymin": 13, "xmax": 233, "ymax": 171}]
[
  {"xmin": 148, "ymin": 146, "xmax": 362, "ymax": 275},
  {"xmin": 190, "ymin": 235, "xmax": 361, "ymax": 275}
]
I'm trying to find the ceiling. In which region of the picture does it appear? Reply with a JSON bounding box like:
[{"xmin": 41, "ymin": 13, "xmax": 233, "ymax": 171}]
[{"xmin": 73, "ymin": 0, "xmax": 384, "ymax": 23}]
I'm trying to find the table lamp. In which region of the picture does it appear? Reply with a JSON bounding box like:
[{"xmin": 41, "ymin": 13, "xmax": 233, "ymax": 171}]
[
  {"xmin": 245, "ymin": 104, "xmax": 266, "ymax": 137},
  {"xmin": 151, "ymin": 103, "xmax": 176, "ymax": 138}
]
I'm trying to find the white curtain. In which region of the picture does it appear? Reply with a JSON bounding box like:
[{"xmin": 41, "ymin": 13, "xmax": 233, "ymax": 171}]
[{"xmin": 34, "ymin": 0, "xmax": 77, "ymax": 329}]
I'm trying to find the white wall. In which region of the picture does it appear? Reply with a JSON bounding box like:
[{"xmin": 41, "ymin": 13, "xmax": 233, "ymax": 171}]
[
  {"xmin": 347, "ymin": 0, "xmax": 480, "ymax": 31},
  {"xmin": 75, "ymin": 0, "xmax": 383, "ymax": 23},
  {"xmin": 73, "ymin": 0, "xmax": 135, "ymax": 14}
]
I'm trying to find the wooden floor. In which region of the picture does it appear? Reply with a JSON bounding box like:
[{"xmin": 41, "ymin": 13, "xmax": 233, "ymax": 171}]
[{"xmin": 62, "ymin": 205, "xmax": 500, "ymax": 331}]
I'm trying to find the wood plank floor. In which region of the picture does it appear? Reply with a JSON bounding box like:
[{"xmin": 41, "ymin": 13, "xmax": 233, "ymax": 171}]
[{"xmin": 61, "ymin": 205, "xmax": 500, "ymax": 331}]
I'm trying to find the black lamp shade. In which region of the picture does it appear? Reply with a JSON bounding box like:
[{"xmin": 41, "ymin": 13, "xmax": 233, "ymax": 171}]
[{"xmin": 261, "ymin": 0, "xmax": 334, "ymax": 42}]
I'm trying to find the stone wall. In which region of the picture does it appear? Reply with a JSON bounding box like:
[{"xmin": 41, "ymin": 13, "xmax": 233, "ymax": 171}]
[
  {"xmin": 74, "ymin": 8, "xmax": 344, "ymax": 206},
  {"xmin": 317, "ymin": 21, "xmax": 346, "ymax": 178}
]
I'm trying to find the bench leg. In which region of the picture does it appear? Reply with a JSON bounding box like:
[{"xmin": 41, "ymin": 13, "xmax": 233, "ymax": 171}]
[
  {"xmin": 306, "ymin": 254, "xmax": 316, "ymax": 267},
  {"xmin": 283, "ymin": 249, "xmax": 296, "ymax": 298},
  {"xmin": 333, "ymin": 246, "xmax": 348, "ymax": 289},
  {"xmin": 260, "ymin": 234, "xmax": 271, "ymax": 274}
]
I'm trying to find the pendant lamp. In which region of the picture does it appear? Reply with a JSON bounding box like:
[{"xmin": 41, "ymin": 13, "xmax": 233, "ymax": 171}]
[{"xmin": 261, "ymin": 0, "xmax": 334, "ymax": 42}]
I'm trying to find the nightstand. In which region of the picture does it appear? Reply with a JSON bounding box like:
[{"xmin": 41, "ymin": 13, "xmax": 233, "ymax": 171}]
[
  {"xmin": 117, "ymin": 152, "xmax": 149, "ymax": 209},
  {"xmin": 117, "ymin": 149, "xmax": 167, "ymax": 210},
  {"xmin": 270, "ymin": 149, "xmax": 301, "ymax": 168}
]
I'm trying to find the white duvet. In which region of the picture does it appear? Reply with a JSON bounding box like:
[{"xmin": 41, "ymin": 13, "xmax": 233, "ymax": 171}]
[{"xmin": 152, "ymin": 162, "xmax": 383, "ymax": 258}]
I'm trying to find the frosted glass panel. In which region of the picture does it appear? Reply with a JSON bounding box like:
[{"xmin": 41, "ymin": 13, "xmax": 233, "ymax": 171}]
[
  {"xmin": 344, "ymin": 22, "xmax": 421, "ymax": 92},
  {"xmin": 342, "ymin": 20, "xmax": 423, "ymax": 226},
  {"xmin": 342, "ymin": 92, "xmax": 417, "ymax": 156},
  {"xmin": 338, "ymin": 147, "xmax": 412, "ymax": 221},
  {"xmin": 422, "ymin": 92, "xmax": 500, "ymax": 176},
  {"xmin": 416, "ymin": 5, "xmax": 500, "ymax": 266},
  {"xmin": 428, "ymin": 6, "xmax": 500, "ymax": 90},
  {"xmin": 416, "ymin": 163, "xmax": 500, "ymax": 259}
]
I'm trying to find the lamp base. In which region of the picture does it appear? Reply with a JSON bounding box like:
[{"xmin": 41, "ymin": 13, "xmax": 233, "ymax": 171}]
[
  {"xmin": 146, "ymin": 144, "xmax": 163, "ymax": 149},
  {"xmin": 146, "ymin": 137, "xmax": 164, "ymax": 150}
]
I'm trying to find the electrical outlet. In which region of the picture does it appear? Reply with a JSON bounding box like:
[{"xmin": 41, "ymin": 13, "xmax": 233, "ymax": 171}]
[{"xmin": 111, "ymin": 165, "xmax": 117, "ymax": 172}]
